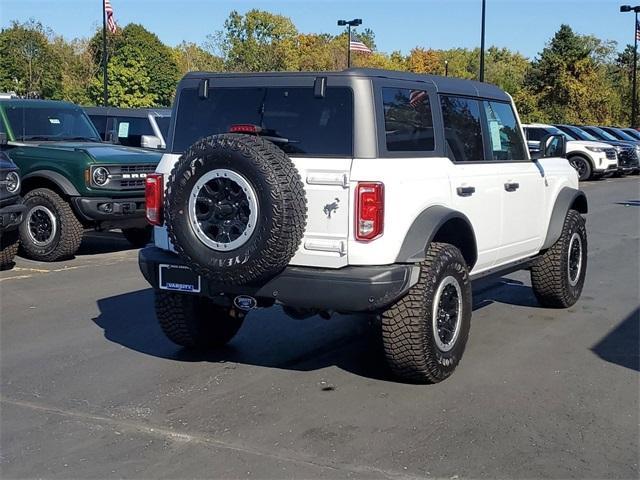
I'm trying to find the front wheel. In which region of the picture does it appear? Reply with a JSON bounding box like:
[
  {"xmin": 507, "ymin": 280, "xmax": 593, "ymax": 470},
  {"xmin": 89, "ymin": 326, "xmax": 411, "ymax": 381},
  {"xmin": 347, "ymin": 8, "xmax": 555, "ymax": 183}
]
[
  {"xmin": 122, "ymin": 226, "xmax": 152, "ymax": 247},
  {"xmin": 381, "ymin": 243, "xmax": 472, "ymax": 383},
  {"xmin": 531, "ymin": 210, "xmax": 587, "ymax": 308},
  {"xmin": 19, "ymin": 188, "xmax": 83, "ymax": 262},
  {"xmin": 154, "ymin": 290, "xmax": 245, "ymax": 348},
  {"xmin": 568, "ymin": 156, "xmax": 592, "ymax": 181}
]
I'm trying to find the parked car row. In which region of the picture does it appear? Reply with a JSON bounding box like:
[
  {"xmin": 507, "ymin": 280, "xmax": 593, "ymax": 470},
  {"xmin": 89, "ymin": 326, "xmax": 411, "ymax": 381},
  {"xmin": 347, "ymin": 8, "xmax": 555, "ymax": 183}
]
[
  {"xmin": 0, "ymin": 97, "xmax": 163, "ymax": 265},
  {"xmin": 523, "ymin": 123, "xmax": 640, "ymax": 181}
]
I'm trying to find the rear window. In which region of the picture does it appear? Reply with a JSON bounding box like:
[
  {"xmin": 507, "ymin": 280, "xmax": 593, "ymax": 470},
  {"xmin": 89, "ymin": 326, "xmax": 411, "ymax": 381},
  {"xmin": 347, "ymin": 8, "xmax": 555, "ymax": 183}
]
[
  {"xmin": 155, "ymin": 116, "xmax": 170, "ymax": 140},
  {"xmin": 110, "ymin": 116, "xmax": 154, "ymax": 147},
  {"xmin": 172, "ymin": 86, "xmax": 353, "ymax": 156}
]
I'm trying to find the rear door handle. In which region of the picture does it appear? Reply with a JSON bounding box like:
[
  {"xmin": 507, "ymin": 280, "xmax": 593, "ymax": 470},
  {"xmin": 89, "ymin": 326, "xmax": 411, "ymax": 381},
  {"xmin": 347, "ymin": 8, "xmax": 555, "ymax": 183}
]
[
  {"xmin": 504, "ymin": 182, "xmax": 520, "ymax": 192},
  {"xmin": 456, "ymin": 186, "xmax": 476, "ymax": 197}
]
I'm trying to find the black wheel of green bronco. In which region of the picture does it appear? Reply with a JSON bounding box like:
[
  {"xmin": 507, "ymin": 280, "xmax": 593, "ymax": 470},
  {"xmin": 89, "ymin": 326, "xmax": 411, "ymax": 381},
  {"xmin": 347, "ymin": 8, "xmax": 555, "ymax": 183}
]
[
  {"xmin": 531, "ymin": 209, "xmax": 587, "ymax": 308},
  {"xmin": 122, "ymin": 226, "xmax": 152, "ymax": 247},
  {"xmin": 154, "ymin": 290, "xmax": 245, "ymax": 348},
  {"xmin": 0, "ymin": 229, "xmax": 20, "ymax": 269},
  {"xmin": 568, "ymin": 156, "xmax": 592, "ymax": 181},
  {"xmin": 165, "ymin": 133, "xmax": 307, "ymax": 285},
  {"xmin": 381, "ymin": 242, "xmax": 472, "ymax": 383},
  {"xmin": 19, "ymin": 188, "xmax": 83, "ymax": 262}
]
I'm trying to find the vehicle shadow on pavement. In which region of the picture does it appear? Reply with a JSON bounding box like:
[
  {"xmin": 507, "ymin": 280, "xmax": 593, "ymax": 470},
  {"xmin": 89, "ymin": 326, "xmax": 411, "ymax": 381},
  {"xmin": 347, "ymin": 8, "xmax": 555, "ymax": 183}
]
[
  {"xmin": 76, "ymin": 231, "xmax": 137, "ymax": 256},
  {"xmin": 591, "ymin": 307, "xmax": 639, "ymax": 372},
  {"xmin": 92, "ymin": 288, "xmax": 397, "ymax": 382},
  {"xmin": 93, "ymin": 279, "xmax": 544, "ymax": 382},
  {"xmin": 472, "ymin": 277, "xmax": 540, "ymax": 310}
]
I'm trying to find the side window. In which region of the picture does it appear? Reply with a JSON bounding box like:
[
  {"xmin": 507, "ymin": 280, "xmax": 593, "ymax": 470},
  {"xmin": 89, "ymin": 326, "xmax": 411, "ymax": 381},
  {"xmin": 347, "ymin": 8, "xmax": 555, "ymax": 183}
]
[
  {"xmin": 526, "ymin": 127, "xmax": 547, "ymax": 142},
  {"xmin": 440, "ymin": 95, "xmax": 484, "ymax": 162},
  {"xmin": 112, "ymin": 116, "xmax": 153, "ymax": 147},
  {"xmin": 89, "ymin": 115, "xmax": 107, "ymax": 140},
  {"xmin": 482, "ymin": 101, "xmax": 526, "ymax": 160},
  {"xmin": 382, "ymin": 87, "xmax": 434, "ymax": 152}
]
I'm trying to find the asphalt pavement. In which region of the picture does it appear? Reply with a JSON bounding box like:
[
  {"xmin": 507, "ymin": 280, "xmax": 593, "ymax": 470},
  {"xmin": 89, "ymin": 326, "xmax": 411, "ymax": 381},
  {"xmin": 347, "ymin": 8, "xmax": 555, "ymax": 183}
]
[{"xmin": 1, "ymin": 176, "xmax": 638, "ymax": 479}]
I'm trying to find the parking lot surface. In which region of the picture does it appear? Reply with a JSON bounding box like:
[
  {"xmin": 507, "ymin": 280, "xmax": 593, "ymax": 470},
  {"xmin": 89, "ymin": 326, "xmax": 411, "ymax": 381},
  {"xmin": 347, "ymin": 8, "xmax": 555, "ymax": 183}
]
[{"xmin": 1, "ymin": 177, "xmax": 638, "ymax": 479}]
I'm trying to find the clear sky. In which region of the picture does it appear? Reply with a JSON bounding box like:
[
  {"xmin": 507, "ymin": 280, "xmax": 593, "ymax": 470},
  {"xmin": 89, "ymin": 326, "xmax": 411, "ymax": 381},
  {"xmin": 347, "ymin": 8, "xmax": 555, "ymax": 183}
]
[{"xmin": 0, "ymin": 0, "xmax": 633, "ymax": 58}]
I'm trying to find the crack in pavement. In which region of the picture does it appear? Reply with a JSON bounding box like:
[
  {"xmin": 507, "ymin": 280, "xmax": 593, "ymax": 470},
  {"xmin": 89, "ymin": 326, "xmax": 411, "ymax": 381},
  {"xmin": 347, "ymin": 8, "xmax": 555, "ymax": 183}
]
[{"xmin": 1, "ymin": 396, "xmax": 422, "ymax": 480}]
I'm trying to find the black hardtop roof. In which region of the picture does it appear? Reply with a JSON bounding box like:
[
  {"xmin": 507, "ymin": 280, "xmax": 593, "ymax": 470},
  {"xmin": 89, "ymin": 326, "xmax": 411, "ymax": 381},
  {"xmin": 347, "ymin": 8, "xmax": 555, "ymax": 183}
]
[
  {"xmin": 182, "ymin": 68, "xmax": 511, "ymax": 101},
  {"xmin": 0, "ymin": 98, "xmax": 80, "ymax": 109},
  {"xmin": 83, "ymin": 106, "xmax": 171, "ymax": 117}
]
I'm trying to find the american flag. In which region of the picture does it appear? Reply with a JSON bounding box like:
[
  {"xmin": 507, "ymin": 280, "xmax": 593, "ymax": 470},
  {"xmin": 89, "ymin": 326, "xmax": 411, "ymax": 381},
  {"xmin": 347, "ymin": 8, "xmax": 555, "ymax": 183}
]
[
  {"xmin": 105, "ymin": 0, "xmax": 117, "ymax": 34},
  {"xmin": 350, "ymin": 36, "xmax": 372, "ymax": 54},
  {"xmin": 636, "ymin": 19, "xmax": 640, "ymax": 41},
  {"xmin": 409, "ymin": 90, "xmax": 428, "ymax": 108}
]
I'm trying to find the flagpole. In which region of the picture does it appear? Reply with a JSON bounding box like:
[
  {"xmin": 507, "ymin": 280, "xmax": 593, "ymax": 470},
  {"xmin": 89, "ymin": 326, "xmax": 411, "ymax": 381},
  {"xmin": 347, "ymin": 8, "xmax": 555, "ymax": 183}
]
[{"xmin": 102, "ymin": 0, "xmax": 108, "ymax": 107}]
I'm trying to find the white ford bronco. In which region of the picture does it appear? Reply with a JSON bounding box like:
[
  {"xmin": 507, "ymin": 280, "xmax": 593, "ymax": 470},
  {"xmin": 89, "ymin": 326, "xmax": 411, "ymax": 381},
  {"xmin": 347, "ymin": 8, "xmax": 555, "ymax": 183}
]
[{"xmin": 139, "ymin": 69, "xmax": 588, "ymax": 383}]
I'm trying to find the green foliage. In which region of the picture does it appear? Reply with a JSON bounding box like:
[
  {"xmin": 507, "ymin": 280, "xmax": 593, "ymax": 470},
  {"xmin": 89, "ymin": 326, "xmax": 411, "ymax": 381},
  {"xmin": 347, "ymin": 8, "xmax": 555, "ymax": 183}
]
[
  {"xmin": 0, "ymin": 20, "xmax": 62, "ymax": 98},
  {"xmin": 0, "ymin": 15, "xmax": 634, "ymax": 126},
  {"xmin": 89, "ymin": 44, "xmax": 157, "ymax": 107}
]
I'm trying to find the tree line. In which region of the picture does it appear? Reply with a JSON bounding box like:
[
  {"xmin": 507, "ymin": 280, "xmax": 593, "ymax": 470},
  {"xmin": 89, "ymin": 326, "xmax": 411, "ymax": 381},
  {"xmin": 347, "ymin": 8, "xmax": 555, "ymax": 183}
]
[{"xmin": 0, "ymin": 9, "xmax": 634, "ymax": 126}]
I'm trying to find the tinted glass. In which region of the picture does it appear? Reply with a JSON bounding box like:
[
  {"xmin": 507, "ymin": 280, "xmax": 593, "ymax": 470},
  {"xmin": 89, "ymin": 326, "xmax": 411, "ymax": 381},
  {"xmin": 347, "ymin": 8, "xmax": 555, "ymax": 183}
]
[
  {"xmin": 604, "ymin": 127, "xmax": 636, "ymax": 142},
  {"xmin": 441, "ymin": 96, "xmax": 484, "ymax": 162},
  {"xmin": 155, "ymin": 116, "xmax": 170, "ymax": 140},
  {"xmin": 482, "ymin": 101, "xmax": 526, "ymax": 160},
  {"xmin": 525, "ymin": 127, "xmax": 548, "ymax": 142},
  {"xmin": 89, "ymin": 114, "xmax": 108, "ymax": 140},
  {"xmin": 172, "ymin": 87, "xmax": 353, "ymax": 155},
  {"xmin": 557, "ymin": 125, "xmax": 598, "ymax": 142},
  {"xmin": 583, "ymin": 127, "xmax": 616, "ymax": 141},
  {"xmin": 5, "ymin": 105, "xmax": 101, "ymax": 141},
  {"xmin": 382, "ymin": 88, "xmax": 434, "ymax": 152},
  {"xmin": 623, "ymin": 128, "xmax": 640, "ymax": 140},
  {"xmin": 111, "ymin": 116, "xmax": 154, "ymax": 147}
]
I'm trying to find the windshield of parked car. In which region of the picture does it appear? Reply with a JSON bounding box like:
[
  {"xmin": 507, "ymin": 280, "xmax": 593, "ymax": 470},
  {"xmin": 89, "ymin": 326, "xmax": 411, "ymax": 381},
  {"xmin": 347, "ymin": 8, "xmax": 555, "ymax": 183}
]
[
  {"xmin": 560, "ymin": 125, "xmax": 599, "ymax": 142},
  {"xmin": 155, "ymin": 116, "xmax": 170, "ymax": 140},
  {"xmin": 547, "ymin": 126, "xmax": 576, "ymax": 141},
  {"xmin": 5, "ymin": 105, "xmax": 101, "ymax": 142},
  {"xmin": 605, "ymin": 128, "xmax": 637, "ymax": 142},
  {"xmin": 623, "ymin": 128, "xmax": 640, "ymax": 140},
  {"xmin": 585, "ymin": 127, "xmax": 617, "ymax": 142},
  {"xmin": 172, "ymin": 86, "xmax": 353, "ymax": 156}
]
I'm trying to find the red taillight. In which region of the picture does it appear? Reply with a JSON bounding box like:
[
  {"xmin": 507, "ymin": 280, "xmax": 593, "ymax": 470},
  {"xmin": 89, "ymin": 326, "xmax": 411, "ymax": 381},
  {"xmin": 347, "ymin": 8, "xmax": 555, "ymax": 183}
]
[
  {"xmin": 355, "ymin": 182, "xmax": 384, "ymax": 241},
  {"xmin": 229, "ymin": 124, "xmax": 262, "ymax": 134},
  {"xmin": 145, "ymin": 173, "xmax": 163, "ymax": 226}
]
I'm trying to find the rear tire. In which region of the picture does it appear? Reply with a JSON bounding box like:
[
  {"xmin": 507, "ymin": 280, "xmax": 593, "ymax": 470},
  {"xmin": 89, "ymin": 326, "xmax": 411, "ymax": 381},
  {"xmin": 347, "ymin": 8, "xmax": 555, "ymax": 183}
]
[
  {"xmin": 122, "ymin": 226, "xmax": 152, "ymax": 248},
  {"xmin": 568, "ymin": 156, "xmax": 592, "ymax": 181},
  {"xmin": 19, "ymin": 188, "xmax": 83, "ymax": 262},
  {"xmin": 531, "ymin": 210, "xmax": 587, "ymax": 308},
  {"xmin": 0, "ymin": 230, "xmax": 19, "ymax": 269},
  {"xmin": 154, "ymin": 290, "xmax": 245, "ymax": 348},
  {"xmin": 381, "ymin": 243, "xmax": 472, "ymax": 383}
]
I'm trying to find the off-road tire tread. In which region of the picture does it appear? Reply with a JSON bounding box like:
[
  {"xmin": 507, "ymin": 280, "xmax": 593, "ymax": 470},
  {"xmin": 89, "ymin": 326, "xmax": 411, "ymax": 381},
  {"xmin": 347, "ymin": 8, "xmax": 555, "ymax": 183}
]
[
  {"xmin": 381, "ymin": 242, "xmax": 471, "ymax": 383},
  {"xmin": 154, "ymin": 290, "xmax": 244, "ymax": 348},
  {"xmin": 165, "ymin": 134, "xmax": 306, "ymax": 285},
  {"xmin": 19, "ymin": 188, "xmax": 83, "ymax": 261},
  {"xmin": 531, "ymin": 209, "xmax": 587, "ymax": 308},
  {"xmin": 0, "ymin": 230, "xmax": 19, "ymax": 268}
]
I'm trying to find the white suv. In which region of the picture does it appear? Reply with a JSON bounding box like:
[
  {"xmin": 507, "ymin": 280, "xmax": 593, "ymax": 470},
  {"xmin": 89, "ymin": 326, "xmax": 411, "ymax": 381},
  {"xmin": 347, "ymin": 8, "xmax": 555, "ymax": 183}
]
[
  {"xmin": 139, "ymin": 69, "xmax": 588, "ymax": 383},
  {"xmin": 523, "ymin": 123, "xmax": 618, "ymax": 181}
]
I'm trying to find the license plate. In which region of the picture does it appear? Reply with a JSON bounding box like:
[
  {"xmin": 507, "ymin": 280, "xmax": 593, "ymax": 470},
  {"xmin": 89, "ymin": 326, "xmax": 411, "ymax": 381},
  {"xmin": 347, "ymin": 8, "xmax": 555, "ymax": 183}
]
[{"xmin": 159, "ymin": 264, "xmax": 201, "ymax": 293}]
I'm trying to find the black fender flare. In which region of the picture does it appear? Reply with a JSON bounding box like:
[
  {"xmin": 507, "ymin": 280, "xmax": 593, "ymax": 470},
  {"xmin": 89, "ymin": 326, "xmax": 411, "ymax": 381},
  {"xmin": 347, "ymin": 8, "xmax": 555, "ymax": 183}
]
[
  {"xmin": 541, "ymin": 187, "xmax": 588, "ymax": 250},
  {"xmin": 395, "ymin": 205, "xmax": 477, "ymax": 267},
  {"xmin": 22, "ymin": 170, "xmax": 80, "ymax": 196}
]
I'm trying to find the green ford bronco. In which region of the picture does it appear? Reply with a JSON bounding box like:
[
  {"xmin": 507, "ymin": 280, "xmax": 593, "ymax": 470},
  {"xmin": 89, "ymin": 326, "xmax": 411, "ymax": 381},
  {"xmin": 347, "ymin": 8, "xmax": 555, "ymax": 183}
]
[{"xmin": 0, "ymin": 98, "xmax": 162, "ymax": 261}]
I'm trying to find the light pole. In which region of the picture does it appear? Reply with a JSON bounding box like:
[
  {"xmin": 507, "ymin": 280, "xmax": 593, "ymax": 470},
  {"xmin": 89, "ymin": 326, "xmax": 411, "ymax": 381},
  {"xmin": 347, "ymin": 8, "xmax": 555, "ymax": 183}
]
[
  {"xmin": 621, "ymin": 5, "xmax": 640, "ymax": 127},
  {"xmin": 337, "ymin": 18, "xmax": 362, "ymax": 68},
  {"xmin": 479, "ymin": 0, "xmax": 486, "ymax": 82},
  {"xmin": 445, "ymin": 60, "xmax": 449, "ymax": 77}
]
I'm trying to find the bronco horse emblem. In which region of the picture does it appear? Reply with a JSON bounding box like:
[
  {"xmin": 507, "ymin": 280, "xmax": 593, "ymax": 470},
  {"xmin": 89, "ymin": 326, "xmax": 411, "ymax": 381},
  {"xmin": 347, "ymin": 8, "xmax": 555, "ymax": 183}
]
[{"xmin": 323, "ymin": 198, "xmax": 340, "ymax": 218}]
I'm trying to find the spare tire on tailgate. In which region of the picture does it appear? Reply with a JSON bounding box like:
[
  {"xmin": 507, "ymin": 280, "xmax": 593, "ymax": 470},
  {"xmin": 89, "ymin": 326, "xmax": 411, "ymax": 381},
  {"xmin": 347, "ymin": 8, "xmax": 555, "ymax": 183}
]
[{"xmin": 165, "ymin": 133, "xmax": 307, "ymax": 285}]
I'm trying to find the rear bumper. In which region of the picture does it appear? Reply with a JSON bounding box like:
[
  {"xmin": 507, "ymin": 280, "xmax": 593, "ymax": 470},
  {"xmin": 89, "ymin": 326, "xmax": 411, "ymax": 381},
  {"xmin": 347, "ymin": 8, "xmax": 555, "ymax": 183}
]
[
  {"xmin": 72, "ymin": 196, "xmax": 147, "ymax": 228},
  {"xmin": 0, "ymin": 202, "xmax": 26, "ymax": 232},
  {"xmin": 138, "ymin": 246, "xmax": 419, "ymax": 312}
]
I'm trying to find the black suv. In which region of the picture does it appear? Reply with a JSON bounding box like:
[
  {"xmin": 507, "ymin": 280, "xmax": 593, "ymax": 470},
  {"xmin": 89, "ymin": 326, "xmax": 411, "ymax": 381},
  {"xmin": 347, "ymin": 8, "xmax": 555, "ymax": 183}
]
[{"xmin": 0, "ymin": 135, "xmax": 26, "ymax": 268}]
